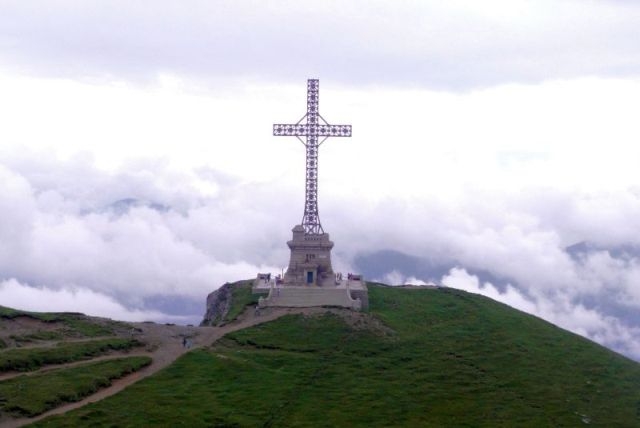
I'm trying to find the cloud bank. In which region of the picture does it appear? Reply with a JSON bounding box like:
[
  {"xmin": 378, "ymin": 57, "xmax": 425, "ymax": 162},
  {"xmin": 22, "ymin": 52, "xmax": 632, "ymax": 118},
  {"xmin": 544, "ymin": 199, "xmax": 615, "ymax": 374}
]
[
  {"xmin": 1, "ymin": 1, "xmax": 640, "ymax": 90},
  {"xmin": 0, "ymin": 278, "xmax": 189, "ymax": 323},
  {"xmin": 0, "ymin": 157, "xmax": 284, "ymax": 323},
  {"xmin": 1, "ymin": 147, "xmax": 639, "ymax": 360}
]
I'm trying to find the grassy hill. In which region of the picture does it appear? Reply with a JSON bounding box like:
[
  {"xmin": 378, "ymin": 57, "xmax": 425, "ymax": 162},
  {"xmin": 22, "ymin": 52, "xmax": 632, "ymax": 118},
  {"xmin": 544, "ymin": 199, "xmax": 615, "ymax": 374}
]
[
  {"xmin": 27, "ymin": 284, "xmax": 640, "ymax": 427},
  {"xmin": 0, "ymin": 306, "xmax": 150, "ymax": 421}
]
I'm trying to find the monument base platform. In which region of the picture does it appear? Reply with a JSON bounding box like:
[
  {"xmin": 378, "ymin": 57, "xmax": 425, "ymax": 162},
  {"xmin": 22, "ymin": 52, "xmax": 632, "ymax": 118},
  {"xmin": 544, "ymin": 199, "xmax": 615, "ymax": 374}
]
[{"xmin": 253, "ymin": 279, "xmax": 368, "ymax": 311}]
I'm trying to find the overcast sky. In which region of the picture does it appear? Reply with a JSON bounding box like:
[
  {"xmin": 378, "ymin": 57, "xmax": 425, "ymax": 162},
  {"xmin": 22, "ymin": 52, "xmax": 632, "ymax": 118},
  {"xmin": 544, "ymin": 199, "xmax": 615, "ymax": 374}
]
[{"xmin": 1, "ymin": 1, "xmax": 639, "ymax": 361}]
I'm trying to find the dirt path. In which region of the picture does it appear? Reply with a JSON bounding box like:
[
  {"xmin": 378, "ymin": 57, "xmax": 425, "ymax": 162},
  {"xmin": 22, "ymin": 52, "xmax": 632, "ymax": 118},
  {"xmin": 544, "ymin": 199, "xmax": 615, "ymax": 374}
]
[{"xmin": 1, "ymin": 306, "xmax": 326, "ymax": 428}]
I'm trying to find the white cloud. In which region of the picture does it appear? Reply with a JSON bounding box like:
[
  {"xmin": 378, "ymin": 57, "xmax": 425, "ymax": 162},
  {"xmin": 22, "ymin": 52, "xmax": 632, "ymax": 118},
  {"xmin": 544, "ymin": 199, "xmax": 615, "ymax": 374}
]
[
  {"xmin": 0, "ymin": 278, "xmax": 185, "ymax": 323},
  {"xmin": 405, "ymin": 277, "xmax": 430, "ymax": 286},
  {"xmin": 2, "ymin": 74, "xmax": 639, "ymax": 198},
  {"xmin": 378, "ymin": 270, "xmax": 405, "ymax": 286},
  {"xmin": 376, "ymin": 270, "xmax": 432, "ymax": 287},
  {"xmin": 0, "ymin": 157, "xmax": 282, "ymax": 309},
  {"xmin": 0, "ymin": 94, "xmax": 639, "ymax": 359},
  {"xmin": 577, "ymin": 250, "xmax": 640, "ymax": 307},
  {"xmin": 1, "ymin": 1, "xmax": 639, "ymax": 89},
  {"xmin": 441, "ymin": 267, "xmax": 538, "ymax": 315}
]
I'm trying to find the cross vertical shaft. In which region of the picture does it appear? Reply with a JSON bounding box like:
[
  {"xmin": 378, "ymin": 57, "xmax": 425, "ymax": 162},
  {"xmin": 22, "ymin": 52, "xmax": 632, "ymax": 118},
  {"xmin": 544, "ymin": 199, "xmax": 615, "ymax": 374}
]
[
  {"xmin": 273, "ymin": 79, "xmax": 352, "ymax": 235},
  {"xmin": 305, "ymin": 79, "xmax": 321, "ymax": 233}
]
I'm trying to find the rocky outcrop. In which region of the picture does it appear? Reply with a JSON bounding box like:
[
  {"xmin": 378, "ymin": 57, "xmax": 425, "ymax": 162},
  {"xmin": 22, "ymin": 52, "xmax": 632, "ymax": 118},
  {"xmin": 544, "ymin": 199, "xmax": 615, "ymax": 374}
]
[{"xmin": 200, "ymin": 283, "xmax": 234, "ymax": 326}]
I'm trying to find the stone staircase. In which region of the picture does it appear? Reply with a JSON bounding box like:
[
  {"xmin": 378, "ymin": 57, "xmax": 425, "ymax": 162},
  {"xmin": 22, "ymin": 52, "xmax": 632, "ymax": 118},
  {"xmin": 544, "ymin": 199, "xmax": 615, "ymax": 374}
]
[{"xmin": 259, "ymin": 286, "xmax": 362, "ymax": 310}]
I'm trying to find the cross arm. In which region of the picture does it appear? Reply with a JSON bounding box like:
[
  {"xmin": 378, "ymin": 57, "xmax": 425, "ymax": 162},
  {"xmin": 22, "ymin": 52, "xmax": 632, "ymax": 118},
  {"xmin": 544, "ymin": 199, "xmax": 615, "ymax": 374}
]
[{"xmin": 273, "ymin": 124, "xmax": 352, "ymax": 137}]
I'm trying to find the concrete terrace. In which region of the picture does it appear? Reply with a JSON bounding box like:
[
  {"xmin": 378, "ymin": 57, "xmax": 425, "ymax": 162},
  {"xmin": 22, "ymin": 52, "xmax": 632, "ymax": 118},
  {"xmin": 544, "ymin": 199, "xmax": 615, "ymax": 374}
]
[{"xmin": 254, "ymin": 278, "xmax": 368, "ymax": 311}]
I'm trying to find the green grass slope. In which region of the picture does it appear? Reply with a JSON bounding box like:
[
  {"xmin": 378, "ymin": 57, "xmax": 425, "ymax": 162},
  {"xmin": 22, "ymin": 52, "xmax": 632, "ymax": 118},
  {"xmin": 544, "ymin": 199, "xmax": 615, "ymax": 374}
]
[
  {"xmin": 0, "ymin": 305, "xmax": 149, "ymax": 422},
  {"xmin": 0, "ymin": 356, "xmax": 151, "ymax": 418},
  {"xmin": 0, "ymin": 337, "xmax": 142, "ymax": 372},
  {"xmin": 35, "ymin": 285, "xmax": 640, "ymax": 427},
  {"xmin": 0, "ymin": 305, "xmax": 129, "ymax": 339}
]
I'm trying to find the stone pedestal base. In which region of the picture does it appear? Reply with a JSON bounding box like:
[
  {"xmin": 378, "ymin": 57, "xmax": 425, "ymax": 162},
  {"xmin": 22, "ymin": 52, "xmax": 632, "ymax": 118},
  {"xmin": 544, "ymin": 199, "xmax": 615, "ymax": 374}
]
[{"xmin": 284, "ymin": 225, "xmax": 334, "ymax": 286}]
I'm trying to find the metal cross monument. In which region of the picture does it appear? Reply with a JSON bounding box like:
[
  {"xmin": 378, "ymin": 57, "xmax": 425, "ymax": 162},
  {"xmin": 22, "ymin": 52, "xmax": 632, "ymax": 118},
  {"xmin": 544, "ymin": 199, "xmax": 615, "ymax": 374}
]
[{"xmin": 273, "ymin": 79, "xmax": 352, "ymax": 235}]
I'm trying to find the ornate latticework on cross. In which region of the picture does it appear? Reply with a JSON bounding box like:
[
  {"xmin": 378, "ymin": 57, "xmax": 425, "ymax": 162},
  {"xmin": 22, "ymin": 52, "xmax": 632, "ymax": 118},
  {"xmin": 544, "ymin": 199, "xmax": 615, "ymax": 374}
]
[{"xmin": 273, "ymin": 79, "xmax": 352, "ymax": 234}]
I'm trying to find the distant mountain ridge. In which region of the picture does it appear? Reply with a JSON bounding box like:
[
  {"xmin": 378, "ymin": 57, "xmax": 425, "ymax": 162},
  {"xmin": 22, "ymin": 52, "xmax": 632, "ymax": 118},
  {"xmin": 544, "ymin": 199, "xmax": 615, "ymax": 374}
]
[
  {"xmin": 102, "ymin": 198, "xmax": 171, "ymax": 216},
  {"xmin": 354, "ymin": 248, "xmax": 513, "ymax": 288}
]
